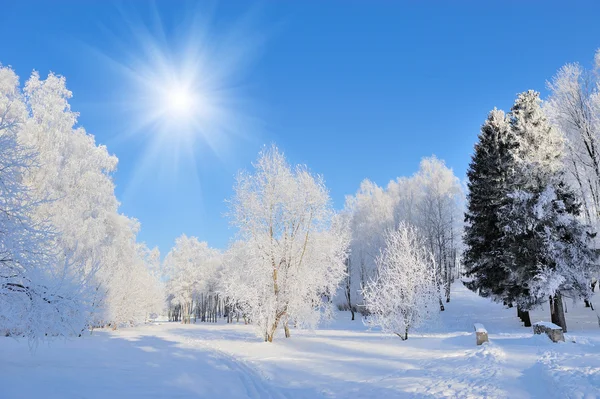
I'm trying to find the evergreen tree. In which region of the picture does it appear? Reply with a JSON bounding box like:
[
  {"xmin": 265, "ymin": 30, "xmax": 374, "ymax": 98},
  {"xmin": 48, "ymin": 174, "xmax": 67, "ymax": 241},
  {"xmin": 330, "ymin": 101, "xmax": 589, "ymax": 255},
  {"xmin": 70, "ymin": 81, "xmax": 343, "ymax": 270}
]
[
  {"xmin": 499, "ymin": 91, "xmax": 597, "ymax": 332},
  {"xmin": 464, "ymin": 109, "xmax": 518, "ymax": 301}
]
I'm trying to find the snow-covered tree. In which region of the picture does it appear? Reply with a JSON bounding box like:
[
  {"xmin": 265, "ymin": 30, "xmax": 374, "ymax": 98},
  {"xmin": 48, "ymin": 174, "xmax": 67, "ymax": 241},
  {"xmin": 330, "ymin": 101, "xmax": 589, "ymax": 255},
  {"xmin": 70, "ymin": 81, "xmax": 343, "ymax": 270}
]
[
  {"xmin": 499, "ymin": 91, "xmax": 597, "ymax": 331},
  {"xmin": 164, "ymin": 235, "xmax": 221, "ymax": 324},
  {"xmin": 500, "ymin": 184, "xmax": 596, "ymax": 331},
  {"xmin": 545, "ymin": 49, "xmax": 600, "ymax": 307},
  {"xmin": 0, "ymin": 65, "xmax": 88, "ymax": 341},
  {"xmin": 340, "ymin": 156, "xmax": 463, "ymax": 316},
  {"xmin": 545, "ymin": 53, "xmax": 600, "ymax": 228},
  {"xmin": 410, "ymin": 156, "xmax": 463, "ymax": 304},
  {"xmin": 99, "ymin": 216, "xmax": 164, "ymax": 327},
  {"xmin": 224, "ymin": 145, "xmax": 348, "ymax": 342},
  {"xmin": 363, "ymin": 223, "xmax": 439, "ymax": 340},
  {"xmin": 220, "ymin": 240, "xmax": 255, "ymax": 323},
  {"xmin": 15, "ymin": 70, "xmax": 159, "ymax": 328},
  {"xmin": 340, "ymin": 180, "xmax": 395, "ymax": 316}
]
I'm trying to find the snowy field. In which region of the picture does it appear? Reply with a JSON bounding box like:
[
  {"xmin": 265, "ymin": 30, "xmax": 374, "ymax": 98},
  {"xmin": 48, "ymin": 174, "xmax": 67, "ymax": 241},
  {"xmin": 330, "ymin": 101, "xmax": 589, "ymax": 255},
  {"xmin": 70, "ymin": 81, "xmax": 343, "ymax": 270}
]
[{"xmin": 1, "ymin": 282, "xmax": 599, "ymax": 399}]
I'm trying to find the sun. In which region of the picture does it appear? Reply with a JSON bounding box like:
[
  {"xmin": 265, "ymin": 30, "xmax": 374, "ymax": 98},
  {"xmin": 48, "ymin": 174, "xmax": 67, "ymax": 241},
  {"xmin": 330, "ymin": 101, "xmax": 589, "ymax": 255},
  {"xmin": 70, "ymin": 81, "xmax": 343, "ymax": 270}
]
[
  {"xmin": 96, "ymin": 3, "xmax": 262, "ymax": 195},
  {"xmin": 165, "ymin": 86, "xmax": 195, "ymax": 117}
]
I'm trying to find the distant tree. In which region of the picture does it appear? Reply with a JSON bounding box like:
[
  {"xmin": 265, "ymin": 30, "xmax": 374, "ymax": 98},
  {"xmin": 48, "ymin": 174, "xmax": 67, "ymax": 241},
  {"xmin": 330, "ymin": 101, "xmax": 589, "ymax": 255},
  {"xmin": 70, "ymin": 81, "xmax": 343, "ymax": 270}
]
[
  {"xmin": 164, "ymin": 235, "xmax": 221, "ymax": 324},
  {"xmin": 412, "ymin": 156, "xmax": 463, "ymax": 305},
  {"xmin": 340, "ymin": 157, "xmax": 463, "ymax": 318},
  {"xmin": 341, "ymin": 180, "xmax": 394, "ymax": 317},
  {"xmin": 362, "ymin": 223, "xmax": 439, "ymax": 340}
]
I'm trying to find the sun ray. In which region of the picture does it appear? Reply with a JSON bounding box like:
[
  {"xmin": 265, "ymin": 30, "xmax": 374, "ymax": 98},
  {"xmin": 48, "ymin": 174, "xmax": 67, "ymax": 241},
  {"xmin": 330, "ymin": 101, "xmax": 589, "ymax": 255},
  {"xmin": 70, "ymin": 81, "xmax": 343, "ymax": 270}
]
[{"xmin": 88, "ymin": 3, "xmax": 265, "ymax": 201}]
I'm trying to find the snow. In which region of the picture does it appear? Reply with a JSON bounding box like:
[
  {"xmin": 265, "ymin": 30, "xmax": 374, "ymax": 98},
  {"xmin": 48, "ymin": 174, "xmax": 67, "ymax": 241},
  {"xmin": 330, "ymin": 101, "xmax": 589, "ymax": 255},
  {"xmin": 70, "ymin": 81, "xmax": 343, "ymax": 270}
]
[
  {"xmin": 534, "ymin": 321, "xmax": 563, "ymax": 330},
  {"xmin": 473, "ymin": 323, "xmax": 487, "ymax": 332},
  {"xmin": 1, "ymin": 282, "xmax": 599, "ymax": 398}
]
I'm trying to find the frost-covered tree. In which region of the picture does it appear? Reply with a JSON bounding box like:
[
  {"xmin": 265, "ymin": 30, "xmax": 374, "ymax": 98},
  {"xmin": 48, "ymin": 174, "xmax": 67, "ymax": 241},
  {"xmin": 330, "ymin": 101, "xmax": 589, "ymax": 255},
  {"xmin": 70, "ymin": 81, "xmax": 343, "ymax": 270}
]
[
  {"xmin": 411, "ymin": 156, "xmax": 463, "ymax": 304},
  {"xmin": 0, "ymin": 66, "xmax": 88, "ymax": 341},
  {"xmin": 100, "ymin": 216, "xmax": 164, "ymax": 327},
  {"xmin": 15, "ymin": 70, "xmax": 159, "ymax": 327},
  {"xmin": 221, "ymin": 240, "xmax": 255, "ymax": 323},
  {"xmin": 340, "ymin": 156, "xmax": 463, "ymax": 316},
  {"xmin": 225, "ymin": 145, "xmax": 348, "ymax": 342},
  {"xmin": 545, "ymin": 51, "xmax": 600, "ymax": 308},
  {"xmin": 363, "ymin": 223, "xmax": 439, "ymax": 340},
  {"xmin": 464, "ymin": 109, "xmax": 518, "ymax": 302},
  {"xmin": 136, "ymin": 244, "xmax": 165, "ymax": 320},
  {"xmin": 545, "ymin": 51, "xmax": 600, "ymax": 228},
  {"xmin": 500, "ymin": 185, "xmax": 596, "ymax": 332},
  {"xmin": 465, "ymin": 93, "xmax": 597, "ymax": 331},
  {"xmin": 499, "ymin": 91, "xmax": 597, "ymax": 331},
  {"xmin": 164, "ymin": 235, "xmax": 221, "ymax": 324},
  {"xmin": 340, "ymin": 180, "xmax": 394, "ymax": 316}
]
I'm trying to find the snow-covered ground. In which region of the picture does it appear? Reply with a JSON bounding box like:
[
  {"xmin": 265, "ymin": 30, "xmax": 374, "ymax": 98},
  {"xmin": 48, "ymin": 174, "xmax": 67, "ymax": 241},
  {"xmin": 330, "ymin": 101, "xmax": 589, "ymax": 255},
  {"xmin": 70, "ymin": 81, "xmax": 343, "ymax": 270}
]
[{"xmin": 1, "ymin": 283, "xmax": 599, "ymax": 399}]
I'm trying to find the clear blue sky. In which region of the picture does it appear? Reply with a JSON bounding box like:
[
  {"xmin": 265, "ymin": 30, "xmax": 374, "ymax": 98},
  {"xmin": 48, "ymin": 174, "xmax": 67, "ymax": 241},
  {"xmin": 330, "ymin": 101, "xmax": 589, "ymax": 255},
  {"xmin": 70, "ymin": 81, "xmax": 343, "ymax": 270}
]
[{"xmin": 2, "ymin": 1, "xmax": 599, "ymax": 254}]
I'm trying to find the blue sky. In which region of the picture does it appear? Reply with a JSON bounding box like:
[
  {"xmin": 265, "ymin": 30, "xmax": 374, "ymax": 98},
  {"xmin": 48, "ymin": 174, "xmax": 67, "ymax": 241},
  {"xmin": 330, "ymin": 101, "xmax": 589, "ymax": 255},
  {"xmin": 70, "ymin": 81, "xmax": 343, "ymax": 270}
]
[{"xmin": 1, "ymin": 1, "xmax": 599, "ymax": 254}]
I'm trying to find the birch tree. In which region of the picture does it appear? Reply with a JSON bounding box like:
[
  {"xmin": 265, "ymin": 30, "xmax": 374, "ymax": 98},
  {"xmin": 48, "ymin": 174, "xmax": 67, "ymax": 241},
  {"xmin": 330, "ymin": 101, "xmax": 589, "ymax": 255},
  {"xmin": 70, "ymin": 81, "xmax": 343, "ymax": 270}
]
[
  {"xmin": 546, "ymin": 52, "xmax": 600, "ymax": 228},
  {"xmin": 225, "ymin": 145, "xmax": 347, "ymax": 342}
]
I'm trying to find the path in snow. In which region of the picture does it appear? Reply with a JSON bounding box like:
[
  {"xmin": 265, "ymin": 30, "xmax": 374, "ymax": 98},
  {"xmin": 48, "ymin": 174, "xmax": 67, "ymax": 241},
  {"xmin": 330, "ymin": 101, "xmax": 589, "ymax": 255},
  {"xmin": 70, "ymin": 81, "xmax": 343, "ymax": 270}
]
[{"xmin": 0, "ymin": 323, "xmax": 319, "ymax": 399}]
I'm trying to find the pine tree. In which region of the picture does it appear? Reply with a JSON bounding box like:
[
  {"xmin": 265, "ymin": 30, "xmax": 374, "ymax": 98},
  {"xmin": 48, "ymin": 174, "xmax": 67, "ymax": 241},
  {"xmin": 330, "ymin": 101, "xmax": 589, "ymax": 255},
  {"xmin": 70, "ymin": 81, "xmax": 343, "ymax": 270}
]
[{"xmin": 464, "ymin": 109, "xmax": 518, "ymax": 301}]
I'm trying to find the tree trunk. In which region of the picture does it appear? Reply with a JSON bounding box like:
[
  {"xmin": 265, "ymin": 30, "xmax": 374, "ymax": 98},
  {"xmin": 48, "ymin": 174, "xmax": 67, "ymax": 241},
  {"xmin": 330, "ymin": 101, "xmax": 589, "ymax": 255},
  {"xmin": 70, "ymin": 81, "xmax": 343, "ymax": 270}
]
[
  {"xmin": 521, "ymin": 310, "xmax": 531, "ymax": 327},
  {"xmin": 395, "ymin": 328, "xmax": 408, "ymax": 340},
  {"xmin": 444, "ymin": 261, "xmax": 451, "ymax": 303},
  {"xmin": 284, "ymin": 322, "xmax": 291, "ymax": 338},
  {"xmin": 517, "ymin": 306, "xmax": 531, "ymax": 327},
  {"xmin": 552, "ymin": 291, "xmax": 568, "ymax": 333},
  {"xmin": 550, "ymin": 296, "xmax": 558, "ymax": 325},
  {"xmin": 266, "ymin": 314, "xmax": 281, "ymax": 342}
]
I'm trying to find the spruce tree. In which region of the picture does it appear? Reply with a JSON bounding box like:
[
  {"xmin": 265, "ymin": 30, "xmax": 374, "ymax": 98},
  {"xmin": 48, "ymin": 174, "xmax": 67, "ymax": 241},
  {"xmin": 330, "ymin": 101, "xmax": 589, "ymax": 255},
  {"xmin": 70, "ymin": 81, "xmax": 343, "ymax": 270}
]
[
  {"xmin": 464, "ymin": 109, "xmax": 518, "ymax": 301},
  {"xmin": 499, "ymin": 91, "xmax": 597, "ymax": 332}
]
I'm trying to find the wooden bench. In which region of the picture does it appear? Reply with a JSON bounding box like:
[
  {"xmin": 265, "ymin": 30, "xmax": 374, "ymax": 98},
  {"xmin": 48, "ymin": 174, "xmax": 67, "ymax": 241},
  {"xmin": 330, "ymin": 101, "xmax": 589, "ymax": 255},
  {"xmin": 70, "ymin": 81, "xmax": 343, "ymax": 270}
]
[
  {"xmin": 533, "ymin": 321, "xmax": 564, "ymax": 343},
  {"xmin": 474, "ymin": 323, "xmax": 488, "ymax": 345}
]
